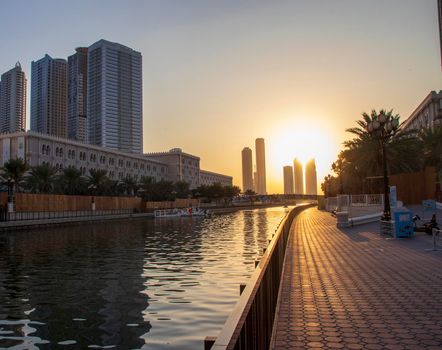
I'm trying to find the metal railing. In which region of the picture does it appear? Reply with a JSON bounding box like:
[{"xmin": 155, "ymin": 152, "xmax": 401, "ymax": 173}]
[
  {"xmin": 325, "ymin": 194, "xmax": 384, "ymax": 213},
  {"xmin": 209, "ymin": 204, "xmax": 314, "ymax": 350},
  {"xmin": 2, "ymin": 209, "xmax": 135, "ymax": 222}
]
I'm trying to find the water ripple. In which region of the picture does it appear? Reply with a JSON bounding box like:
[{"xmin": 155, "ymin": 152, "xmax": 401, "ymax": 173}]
[{"xmin": 0, "ymin": 206, "xmax": 290, "ymax": 349}]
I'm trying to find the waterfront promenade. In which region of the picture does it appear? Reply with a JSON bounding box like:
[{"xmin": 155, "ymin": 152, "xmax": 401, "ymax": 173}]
[{"xmin": 272, "ymin": 208, "xmax": 442, "ymax": 349}]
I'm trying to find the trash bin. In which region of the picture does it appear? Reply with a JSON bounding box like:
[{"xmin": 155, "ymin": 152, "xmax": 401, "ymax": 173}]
[{"xmin": 393, "ymin": 208, "xmax": 413, "ymax": 238}]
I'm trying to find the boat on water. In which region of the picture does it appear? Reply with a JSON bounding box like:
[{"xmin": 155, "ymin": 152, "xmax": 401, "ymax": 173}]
[{"xmin": 154, "ymin": 208, "xmax": 210, "ymax": 218}]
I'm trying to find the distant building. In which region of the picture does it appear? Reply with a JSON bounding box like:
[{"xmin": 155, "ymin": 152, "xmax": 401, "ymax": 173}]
[
  {"xmin": 199, "ymin": 170, "xmax": 233, "ymax": 187},
  {"xmin": 68, "ymin": 47, "xmax": 88, "ymax": 142},
  {"xmin": 253, "ymin": 170, "xmax": 257, "ymax": 193},
  {"xmin": 293, "ymin": 158, "xmax": 304, "ymax": 195},
  {"xmin": 305, "ymin": 159, "xmax": 317, "ymax": 195},
  {"xmin": 283, "ymin": 166, "xmax": 294, "ymax": 195},
  {"xmin": 145, "ymin": 148, "xmax": 200, "ymax": 189},
  {"xmin": 0, "ymin": 62, "xmax": 26, "ymax": 133},
  {"xmin": 31, "ymin": 54, "xmax": 68, "ymax": 138},
  {"xmin": 241, "ymin": 147, "xmax": 253, "ymax": 192},
  {"xmin": 402, "ymin": 91, "xmax": 442, "ymax": 132},
  {"xmin": 87, "ymin": 39, "xmax": 143, "ymax": 153},
  {"xmin": 255, "ymin": 138, "xmax": 267, "ymax": 194}
]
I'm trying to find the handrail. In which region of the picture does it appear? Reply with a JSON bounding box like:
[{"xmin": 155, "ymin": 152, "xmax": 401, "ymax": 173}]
[{"xmin": 210, "ymin": 203, "xmax": 314, "ymax": 350}]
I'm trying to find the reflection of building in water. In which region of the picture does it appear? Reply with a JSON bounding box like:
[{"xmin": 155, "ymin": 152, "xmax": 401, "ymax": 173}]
[{"xmin": 0, "ymin": 221, "xmax": 150, "ymax": 348}]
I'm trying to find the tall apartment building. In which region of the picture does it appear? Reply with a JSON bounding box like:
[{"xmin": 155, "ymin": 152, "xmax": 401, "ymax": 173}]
[
  {"xmin": 305, "ymin": 158, "xmax": 317, "ymax": 195},
  {"xmin": 293, "ymin": 158, "xmax": 304, "ymax": 195},
  {"xmin": 87, "ymin": 39, "xmax": 142, "ymax": 153},
  {"xmin": 68, "ymin": 47, "xmax": 88, "ymax": 142},
  {"xmin": 0, "ymin": 62, "xmax": 26, "ymax": 133},
  {"xmin": 31, "ymin": 54, "xmax": 68, "ymax": 138},
  {"xmin": 241, "ymin": 147, "xmax": 253, "ymax": 192},
  {"xmin": 255, "ymin": 138, "xmax": 267, "ymax": 195},
  {"xmin": 283, "ymin": 166, "xmax": 294, "ymax": 195}
]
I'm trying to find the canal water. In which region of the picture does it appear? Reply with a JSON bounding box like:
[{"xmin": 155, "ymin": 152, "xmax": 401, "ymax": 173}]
[{"xmin": 0, "ymin": 206, "xmax": 290, "ymax": 350}]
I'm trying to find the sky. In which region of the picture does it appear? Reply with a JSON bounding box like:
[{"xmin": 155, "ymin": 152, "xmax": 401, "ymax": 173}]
[{"xmin": 0, "ymin": 0, "xmax": 441, "ymax": 193}]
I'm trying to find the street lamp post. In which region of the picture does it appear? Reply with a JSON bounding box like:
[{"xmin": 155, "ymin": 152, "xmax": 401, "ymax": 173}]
[{"xmin": 366, "ymin": 111, "xmax": 400, "ymax": 221}]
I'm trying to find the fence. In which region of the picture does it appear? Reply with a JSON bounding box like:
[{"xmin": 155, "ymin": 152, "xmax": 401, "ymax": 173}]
[
  {"xmin": 209, "ymin": 204, "xmax": 314, "ymax": 350},
  {"xmin": 325, "ymin": 194, "xmax": 384, "ymax": 218},
  {"xmin": 2, "ymin": 209, "xmax": 135, "ymax": 222}
]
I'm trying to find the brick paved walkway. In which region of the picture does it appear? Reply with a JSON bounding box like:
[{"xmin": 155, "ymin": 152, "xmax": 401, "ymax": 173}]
[{"xmin": 272, "ymin": 208, "xmax": 442, "ymax": 350}]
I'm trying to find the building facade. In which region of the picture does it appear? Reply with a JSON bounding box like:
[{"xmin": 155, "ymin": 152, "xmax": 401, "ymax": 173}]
[
  {"xmin": 255, "ymin": 138, "xmax": 267, "ymax": 195},
  {"xmin": 87, "ymin": 39, "xmax": 143, "ymax": 153},
  {"xmin": 31, "ymin": 54, "xmax": 68, "ymax": 138},
  {"xmin": 293, "ymin": 158, "xmax": 304, "ymax": 195},
  {"xmin": 68, "ymin": 47, "xmax": 88, "ymax": 143},
  {"xmin": 0, "ymin": 62, "xmax": 26, "ymax": 133},
  {"xmin": 199, "ymin": 170, "xmax": 233, "ymax": 187},
  {"xmin": 402, "ymin": 91, "xmax": 442, "ymax": 132},
  {"xmin": 305, "ymin": 158, "xmax": 317, "ymax": 195},
  {"xmin": 0, "ymin": 131, "xmax": 167, "ymax": 182},
  {"xmin": 283, "ymin": 165, "xmax": 294, "ymax": 195},
  {"xmin": 145, "ymin": 148, "xmax": 200, "ymax": 189},
  {"xmin": 241, "ymin": 147, "xmax": 253, "ymax": 192}
]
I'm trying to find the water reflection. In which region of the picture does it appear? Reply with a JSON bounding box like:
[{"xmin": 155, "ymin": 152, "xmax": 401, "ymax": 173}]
[{"xmin": 0, "ymin": 207, "xmax": 290, "ymax": 349}]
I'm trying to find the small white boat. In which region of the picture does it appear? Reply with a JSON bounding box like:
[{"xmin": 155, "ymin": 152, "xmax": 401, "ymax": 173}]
[
  {"xmin": 154, "ymin": 208, "xmax": 210, "ymax": 218},
  {"xmin": 154, "ymin": 209, "xmax": 182, "ymax": 218},
  {"xmin": 180, "ymin": 207, "xmax": 209, "ymax": 217}
]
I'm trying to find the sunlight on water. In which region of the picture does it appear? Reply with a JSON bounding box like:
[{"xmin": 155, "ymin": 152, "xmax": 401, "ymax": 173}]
[{"xmin": 0, "ymin": 207, "xmax": 290, "ymax": 349}]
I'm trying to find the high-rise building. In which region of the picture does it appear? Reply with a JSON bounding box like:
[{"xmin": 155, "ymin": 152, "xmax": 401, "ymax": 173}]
[
  {"xmin": 255, "ymin": 138, "xmax": 267, "ymax": 195},
  {"xmin": 68, "ymin": 47, "xmax": 88, "ymax": 142},
  {"xmin": 241, "ymin": 147, "xmax": 253, "ymax": 192},
  {"xmin": 87, "ymin": 39, "xmax": 142, "ymax": 153},
  {"xmin": 305, "ymin": 158, "xmax": 317, "ymax": 195},
  {"xmin": 283, "ymin": 166, "xmax": 294, "ymax": 195},
  {"xmin": 293, "ymin": 158, "xmax": 304, "ymax": 195},
  {"xmin": 253, "ymin": 170, "xmax": 257, "ymax": 193},
  {"xmin": 31, "ymin": 54, "xmax": 68, "ymax": 138},
  {"xmin": 0, "ymin": 62, "xmax": 26, "ymax": 133}
]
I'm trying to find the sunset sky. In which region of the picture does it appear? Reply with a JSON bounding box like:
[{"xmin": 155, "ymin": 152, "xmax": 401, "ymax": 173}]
[{"xmin": 0, "ymin": 0, "xmax": 441, "ymax": 193}]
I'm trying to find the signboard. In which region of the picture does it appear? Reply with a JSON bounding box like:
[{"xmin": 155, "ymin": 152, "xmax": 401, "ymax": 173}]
[
  {"xmin": 2, "ymin": 138, "xmax": 10, "ymax": 165},
  {"xmin": 389, "ymin": 185, "xmax": 397, "ymax": 208},
  {"xmin": 17, "ymin": 136, "xmax": 25, "ymax": 160}
]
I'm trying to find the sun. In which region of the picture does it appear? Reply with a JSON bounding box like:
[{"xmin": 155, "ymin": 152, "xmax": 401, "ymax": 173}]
[{"xmin": 266, "ymin": 117, "xmax": 340, "ymax": 193}]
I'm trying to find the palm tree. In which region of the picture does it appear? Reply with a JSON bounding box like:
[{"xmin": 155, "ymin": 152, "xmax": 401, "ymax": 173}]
[
  {"xmin": 87, "ymin": 169, "xmax": 109, "ymax": 196},
  {"xmin": 24, "ymin": 164, "xmax": 58, "ymax": 194},
  {"xmin": 1, "ymin": 158, "xmax": 28, "ymax": 192},
  {"xmin": 121, "ymin": 175, "xmax": 138, "ymax": 196},
  {"xmin": 57, "ymin": 167, "xmax": 86, "ymax": 195},
  {"xmin": 139, "ymin": 176, "xmax": 156, "ymax": 200},
  {"xmin": 342, "ymin": 109, "xmax": 421, "ymax": 193}
]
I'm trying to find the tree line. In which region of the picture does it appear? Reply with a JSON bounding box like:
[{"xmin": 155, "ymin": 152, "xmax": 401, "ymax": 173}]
[
  {"xmin": 321, "ymin": 109, "xmax": 442, "ymax": 198},
  {"xmin": 0, "ymin": 160, "xmax": 241, "ymax": 201}
]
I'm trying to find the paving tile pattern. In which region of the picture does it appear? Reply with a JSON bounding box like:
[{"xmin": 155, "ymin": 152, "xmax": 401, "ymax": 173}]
[{"xmin": 272, "ymin": 208, "xmax": 442, "ymax": 349}]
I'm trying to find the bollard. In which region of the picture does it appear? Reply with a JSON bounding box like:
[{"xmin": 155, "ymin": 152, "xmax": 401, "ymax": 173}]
[
  {"xmin": 204, "ymin": 336, "xmax": 217, "ymax": 350},
  {"xmin": 240, "ymin": 283, "xmax": 246, "ymax": 295}
]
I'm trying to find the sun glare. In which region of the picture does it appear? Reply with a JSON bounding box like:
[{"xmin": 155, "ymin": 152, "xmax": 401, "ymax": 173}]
[{"xmin": 266, "ymin": 118, "xmax": 339, "ymax": 193}]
